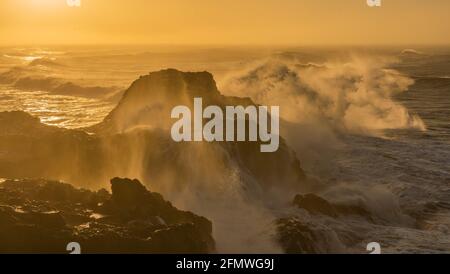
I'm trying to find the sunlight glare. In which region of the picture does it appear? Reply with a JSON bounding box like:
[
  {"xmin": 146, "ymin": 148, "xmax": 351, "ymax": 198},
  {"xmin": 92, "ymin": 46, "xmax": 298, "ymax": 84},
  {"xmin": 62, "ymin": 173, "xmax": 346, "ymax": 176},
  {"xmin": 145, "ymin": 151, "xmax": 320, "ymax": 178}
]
[{"xmin": 27, "ymin": 0, "xmax": 66, "ymax": 9}]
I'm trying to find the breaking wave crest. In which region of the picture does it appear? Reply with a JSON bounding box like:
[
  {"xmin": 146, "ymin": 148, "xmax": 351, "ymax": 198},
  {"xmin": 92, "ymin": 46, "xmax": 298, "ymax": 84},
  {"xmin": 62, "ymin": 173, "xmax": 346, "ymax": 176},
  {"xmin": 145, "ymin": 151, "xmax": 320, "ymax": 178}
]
[{"xmin": 220, "ymin": 56, "xmax": 426, "ymax": 136}]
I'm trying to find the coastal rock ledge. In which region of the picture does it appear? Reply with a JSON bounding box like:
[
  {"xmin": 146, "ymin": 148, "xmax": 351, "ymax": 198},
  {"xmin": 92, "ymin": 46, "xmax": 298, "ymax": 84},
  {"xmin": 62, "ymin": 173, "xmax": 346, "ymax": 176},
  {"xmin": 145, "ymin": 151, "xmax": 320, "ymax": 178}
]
[{"xmin": 0, "ymin": 177, "xmax": 215, "ymax": 254}]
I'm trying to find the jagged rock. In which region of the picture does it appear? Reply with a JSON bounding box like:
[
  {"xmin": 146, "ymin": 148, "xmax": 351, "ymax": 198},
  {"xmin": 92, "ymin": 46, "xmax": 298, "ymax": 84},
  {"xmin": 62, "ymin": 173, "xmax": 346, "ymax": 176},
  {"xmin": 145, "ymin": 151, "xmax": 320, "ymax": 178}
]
[
  {"xmin": 21, "ymin": 211, "xmax": 66, "ymax": 229},
  {"xmin": 150, "ymin": 223, "xmax": 211, "ymax": 253},
  {"xmin": 276, "ymin": 216, "xmax": 361, "ymax": 254},
  {"xmin": 0, "ymin": 178, "xmax": 215, "ymax": 254},
  {"xmin": 1, "ymin": 179, "xmax": 101, "ymax": 204},
  {"xmin": 110, "ymin": 177, "xmax": 148, "ymax": 207},
  {"xmin": 293, "ymin": 194, "xmax": 338, "ymax": 217},
  {"xmin": 0, "ymin": 112, "xmax": 96, "ymax": 187},
  {"xmin": 293, "ymin": 193, "xmax": 372, "ymax": 220},
  {"xmin": 276, "ymin": 218, "xmax": 319, "ymax": 254},
  {"xmin": 100, "ymin": 177, "xmax": 213, "ymax": 237}
]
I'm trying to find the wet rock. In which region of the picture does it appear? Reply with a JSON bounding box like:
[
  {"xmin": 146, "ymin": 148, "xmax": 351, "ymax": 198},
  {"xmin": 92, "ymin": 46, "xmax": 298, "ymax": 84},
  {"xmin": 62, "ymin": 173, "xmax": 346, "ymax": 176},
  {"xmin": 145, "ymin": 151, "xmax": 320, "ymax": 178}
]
[
  {"xmin": 111, "ymin": 177, "xmax": 147, "ymax": 205},
  {"xmin": 0, "ymin": 206, "xmax": 19, "ymax": 227},
  {"xmin": 21, "ymin": 211, "xmax": 66, "ymax": 229},
  {"xmin": 150, "ymin": 223, "xmax": 212, "ymax": 253},
  {"xmin": 276, "ymin": 216, "xmax": 361, "ymax": 254},
  {"xmin": 101, "ymin": 177, "xmax": 213, "ymax": 237},
  {"xmin": 276, "ymin": 217, "xmax": 319, "ymax": 254},
  {"xmin": 0, "ymin": 178, "xmax": 215, "ymax": 254},
  {"xmin": 293, "ymin": 193, "xmax": 372, "ymax": 220},
  {"xmin": 293, "ymin": 194, "xmax": 338, "ymax": 217},
  {"xmin": 334, "ymin": 204, "xmax": 372, "ymax": 218}
]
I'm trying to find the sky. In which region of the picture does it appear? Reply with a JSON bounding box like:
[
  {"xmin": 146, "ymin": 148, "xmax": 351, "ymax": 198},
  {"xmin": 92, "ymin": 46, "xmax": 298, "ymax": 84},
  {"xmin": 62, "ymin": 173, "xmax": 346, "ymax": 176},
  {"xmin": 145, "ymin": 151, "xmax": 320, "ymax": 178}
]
[{"xmin": 0, "ymin": 0, "xmax": 449, "ymax": 46}]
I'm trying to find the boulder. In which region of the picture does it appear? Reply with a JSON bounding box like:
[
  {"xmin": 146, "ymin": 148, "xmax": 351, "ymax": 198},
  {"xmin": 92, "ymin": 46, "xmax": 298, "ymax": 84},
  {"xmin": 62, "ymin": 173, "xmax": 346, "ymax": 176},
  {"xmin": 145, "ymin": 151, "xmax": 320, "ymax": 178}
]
[
  {"xmin": 293, "ymin": 193, "xmax": 372, "ymax": 220},
  {"xmin": 293, "ymin": 194, "xmax": 338, "ymax": 217}
]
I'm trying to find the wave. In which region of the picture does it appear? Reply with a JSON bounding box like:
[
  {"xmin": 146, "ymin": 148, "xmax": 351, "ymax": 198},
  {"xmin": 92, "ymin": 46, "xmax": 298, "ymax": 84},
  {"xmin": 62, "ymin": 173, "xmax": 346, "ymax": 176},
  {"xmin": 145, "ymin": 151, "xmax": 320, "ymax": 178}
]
[
  {"xmin": 220, "ymin": 56, "xmax": 426, "ymax": 136},
  {"xmin": 411, "ymin": 76, "xmax": 450, "ymax": 90},
  {"xmin": 0, "ymin": 66, "xmax": 119, "ymax": 100},
  {"xmin": 400, "ymin": 49, "xmax": 426, "ymax": 56},
  {"xmin": 28, "ymin": 58, "xmax": 65, "ymax": 68},
  {"xmin": 13, "ymin": 77, "xmax": 118, "ymax": 99}
]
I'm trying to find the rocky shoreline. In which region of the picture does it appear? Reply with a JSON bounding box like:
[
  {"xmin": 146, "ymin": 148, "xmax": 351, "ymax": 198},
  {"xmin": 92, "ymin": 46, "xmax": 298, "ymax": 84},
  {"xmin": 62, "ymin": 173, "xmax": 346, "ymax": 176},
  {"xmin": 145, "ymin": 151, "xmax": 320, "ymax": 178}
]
[{"xmin": 0, "ymin": 177, "xmax": 214, "ymax": 254}]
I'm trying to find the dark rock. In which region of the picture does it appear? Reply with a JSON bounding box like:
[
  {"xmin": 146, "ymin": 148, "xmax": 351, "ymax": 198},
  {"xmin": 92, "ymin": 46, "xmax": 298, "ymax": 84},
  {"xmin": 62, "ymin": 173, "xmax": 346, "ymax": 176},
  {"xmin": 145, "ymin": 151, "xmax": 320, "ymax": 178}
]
[
  {"xmin": 150, "ymin": 223, "xmax": 212, "ymax": 253},
  {"xmin": 334, "ymin": 204, "xmax": 372, "ymax": 218},
  {"xmin": 21, "ymin": 211, "xmax": 66, "ymax": 229},
  {"xmin": 293, "ymin": 193, "xmax": 372, "ymax": 220},
  {"xmin": 110, "ymin": 177, "xmax": 148, "ymax": 207},
  {"xmin": 276, "ymin": 217, "xmax": 318, "ymax": 254},
  {"xmin": 275, "ymin": 217, "xmax": 363, "ymax": 254},
  {"xmin": 0, "ymin": 206, "xmax": 19, "ymax": 227},
  {"xmin": 0, "ymin": 178, "xmax": 215, "ymax": 254},
  {"xmin": 101, "ymin": 178, "xmax": 213, "ymax": 237},
  {"xmin": 293, "ymin": 194, "xmax": 337, "ymax": 217},
  {"xmin": 0, "ymin": 179, "xmax": 108, "ymax": 206}
]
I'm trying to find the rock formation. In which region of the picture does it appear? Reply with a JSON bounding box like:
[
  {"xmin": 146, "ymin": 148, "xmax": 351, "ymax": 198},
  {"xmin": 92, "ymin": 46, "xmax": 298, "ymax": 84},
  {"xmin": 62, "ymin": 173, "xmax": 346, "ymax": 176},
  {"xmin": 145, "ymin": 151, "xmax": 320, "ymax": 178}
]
[
  {"xmin": 0, "ymin": 177, "xmax": 214, "ymax": 254},
  {"xmin": 293, "ymin": 193, "xmax": 372, "ymax": 219},
  {"xmin": 0, "ymin": 69, "xmax": 306, "ymax": 192}
]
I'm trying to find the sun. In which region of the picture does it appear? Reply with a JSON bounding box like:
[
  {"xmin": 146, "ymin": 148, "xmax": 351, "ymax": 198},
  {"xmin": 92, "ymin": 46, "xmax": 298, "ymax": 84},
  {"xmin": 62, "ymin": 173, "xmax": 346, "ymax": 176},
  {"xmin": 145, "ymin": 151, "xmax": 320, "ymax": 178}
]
[
  {"xmin": 66, "ymin": 0, "xmax": 81, "ymax": 7},
  {"xmin": 26, "ymin": 0, "xmax": 67, "ymax": 9},
  {"xmin": 20, "ymin": 0, "xmax": 82, "ymax": 10}
]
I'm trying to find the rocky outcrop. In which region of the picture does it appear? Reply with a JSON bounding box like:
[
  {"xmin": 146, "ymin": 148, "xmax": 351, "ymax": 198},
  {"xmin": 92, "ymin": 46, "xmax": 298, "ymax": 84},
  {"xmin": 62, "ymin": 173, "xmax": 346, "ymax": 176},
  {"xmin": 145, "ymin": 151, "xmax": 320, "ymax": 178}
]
[
  {"xmin": 275, "ymin": 194, "xmax": 374, "ymax": 254},
  {"xmin": 0, "ymin": 178, "xmax": 214, "ymax": 254},
  {"xmin": 0, "ymin": 111, "xmax": 98, "ymax": 184},
  {"xmin": 0, "ymin": 69, "xmax": 306, "ymax": 192},
  {"xmin": 275, "ymin": 216, "xmax": 363, "ymax": 254},
  {"xmin": 276, "ymin": 217, "xmax": 320, "ymax": 254},
  {"xmin": 92, "ymin": 69, "xmax": 306, "ymax": 191},
  {"xmin": 293, "ymin": 194, "xmax": 338, "ymax": 217},
  {"xmin": 293, "ymin": 193, "xmax": 372, "ymax": 219}
]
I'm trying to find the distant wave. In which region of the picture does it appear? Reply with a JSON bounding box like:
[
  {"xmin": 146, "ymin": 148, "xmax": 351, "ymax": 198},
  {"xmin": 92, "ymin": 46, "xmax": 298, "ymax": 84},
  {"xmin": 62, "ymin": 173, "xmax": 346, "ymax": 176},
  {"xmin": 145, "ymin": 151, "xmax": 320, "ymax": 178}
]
[
  {"xmin": 412, "ymin": 76, "xmax": 450, "ymax": 91},
  {"xmin": 3, "ymin": 54, "xmax": 43, "ymax": 62},
  {"xmin": 28, "ymin": 58, "xmax": 65, "ymax": 67},
  {"xmin": 13, "ymin": 76, "xmax": 119, "ymax": 99},
  {"xmin": 0, "ymin": 67, "xmax": 119, "ymax": 100},
  {"xmin": 413, "ymin": 75, "xmax": 450, "ymax": 80},
  {"xmin": 400, "ymin": 49, "xmax": 426, "ymax": 56}
]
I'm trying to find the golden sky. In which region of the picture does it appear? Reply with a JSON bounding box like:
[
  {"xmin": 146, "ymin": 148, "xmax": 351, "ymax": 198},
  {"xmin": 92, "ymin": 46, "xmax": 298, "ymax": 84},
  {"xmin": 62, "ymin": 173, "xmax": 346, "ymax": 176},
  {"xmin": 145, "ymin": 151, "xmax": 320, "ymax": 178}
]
[{"xmin": 0, "ymin": 0, "xmax": 449, "ymax": 46}]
